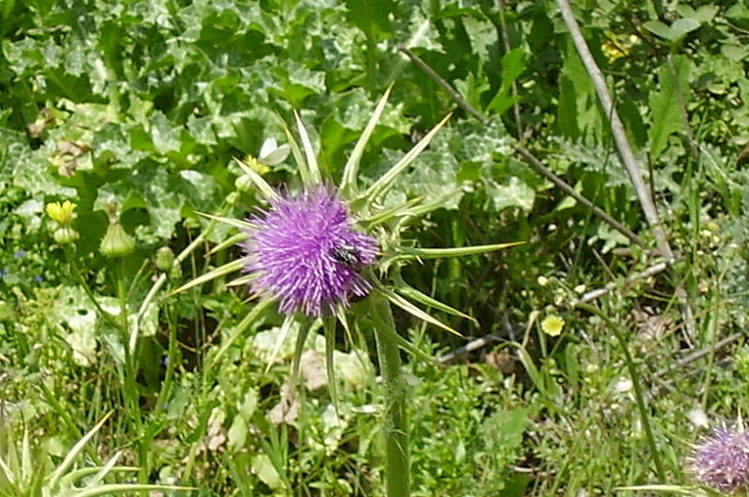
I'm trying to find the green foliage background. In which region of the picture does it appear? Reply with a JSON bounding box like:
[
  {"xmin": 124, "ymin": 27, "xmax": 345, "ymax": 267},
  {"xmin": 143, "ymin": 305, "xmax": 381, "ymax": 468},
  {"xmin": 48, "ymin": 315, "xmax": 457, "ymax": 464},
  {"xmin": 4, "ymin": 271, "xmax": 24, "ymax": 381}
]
[{"xmin": 2, "ymin": 0, "xmax": 749, "ymax": 495}]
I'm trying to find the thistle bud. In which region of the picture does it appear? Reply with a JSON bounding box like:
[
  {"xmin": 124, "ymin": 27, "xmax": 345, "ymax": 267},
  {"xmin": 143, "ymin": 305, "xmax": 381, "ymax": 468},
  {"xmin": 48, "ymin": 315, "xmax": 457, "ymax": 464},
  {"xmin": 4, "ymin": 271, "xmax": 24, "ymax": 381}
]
[
  {"xmin": 53, "ymin": 226, "xmax": 79, "ymax": 245},
  {"xmin": 155, "ymin": 246, "xmax": 175, "ymax": 272},
  {"xmin": 234, "ymin": 174, "xmax": 254, "ymax": 193},
  {"xmin": 100, "ymin": 205, "xmax": 135, "ymax": 258},
  {"xmin": 226, "ymin": 192, "xmax": 240, "ymax": 205}
]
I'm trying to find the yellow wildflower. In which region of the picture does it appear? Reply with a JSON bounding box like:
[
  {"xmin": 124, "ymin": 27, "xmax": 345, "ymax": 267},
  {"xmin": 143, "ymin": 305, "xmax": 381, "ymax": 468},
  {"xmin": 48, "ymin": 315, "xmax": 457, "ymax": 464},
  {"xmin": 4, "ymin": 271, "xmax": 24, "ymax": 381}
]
[
  {"xmin": 46, "ymin": 200, "xmax": 77, "ymax": 225},
  {"xmin": 541, "ymin": 314, "xmax": 565, "ymax": 337},
  {"xmin": 246, "ymin": 156, "xmax": 271, "ymax": 176}
]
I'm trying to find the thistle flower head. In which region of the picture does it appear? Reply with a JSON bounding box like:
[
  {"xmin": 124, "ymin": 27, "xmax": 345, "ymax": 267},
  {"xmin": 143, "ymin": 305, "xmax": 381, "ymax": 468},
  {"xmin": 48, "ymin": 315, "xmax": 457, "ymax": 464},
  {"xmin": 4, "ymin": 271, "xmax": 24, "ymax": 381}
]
[
  {"xmin": 242, "ymin": 185, "xmax": 377, "ymax": 316},
  {"xmin": 691, "ymin": 427, "xmax": 749, "ymax": 493}
]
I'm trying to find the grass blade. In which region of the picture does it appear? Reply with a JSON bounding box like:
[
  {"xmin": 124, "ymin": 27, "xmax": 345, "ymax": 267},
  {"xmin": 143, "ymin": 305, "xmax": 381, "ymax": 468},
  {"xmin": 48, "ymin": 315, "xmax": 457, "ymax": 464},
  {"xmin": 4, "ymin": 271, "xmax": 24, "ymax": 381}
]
[
  {"xmin": 341, "ymin": 85, "xmax": 393, "ymax": 195},
  {"xmin": 48, "ymin": 412, "xmax": 112, "ymax": 489},
  {"xmin": 392, "ymin": 241, "xmax": 524, "ymax": 260},
  {"xmin": 234, "ymin": 158, "xmax": 278, "ymax": 201},
  {"xmin": 170, "ymin": 259, "xmax": 245, "ymax": 295},
  {"xmin": 362, "ymin": 114, "xmax": 450, "ymax": 205},
  {"xmin": 294, "ymin": 110, "xmax": 322, "ymax": 185}
]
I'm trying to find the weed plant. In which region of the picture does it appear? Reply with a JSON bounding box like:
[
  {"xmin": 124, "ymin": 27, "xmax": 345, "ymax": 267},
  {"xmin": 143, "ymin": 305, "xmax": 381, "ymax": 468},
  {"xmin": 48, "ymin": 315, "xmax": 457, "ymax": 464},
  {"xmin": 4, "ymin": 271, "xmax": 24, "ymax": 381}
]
[{"xmin": 2, "ymin": 0, "xmax": 749, "ymax": 496}]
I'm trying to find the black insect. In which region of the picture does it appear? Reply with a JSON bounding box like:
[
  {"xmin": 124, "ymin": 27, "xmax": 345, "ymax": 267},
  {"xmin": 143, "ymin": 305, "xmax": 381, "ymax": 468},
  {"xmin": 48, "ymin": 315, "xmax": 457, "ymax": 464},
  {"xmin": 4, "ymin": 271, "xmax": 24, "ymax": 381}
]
[{"xmin": 329, "ymin": 244, "xmax": 362, "ymax": 267}]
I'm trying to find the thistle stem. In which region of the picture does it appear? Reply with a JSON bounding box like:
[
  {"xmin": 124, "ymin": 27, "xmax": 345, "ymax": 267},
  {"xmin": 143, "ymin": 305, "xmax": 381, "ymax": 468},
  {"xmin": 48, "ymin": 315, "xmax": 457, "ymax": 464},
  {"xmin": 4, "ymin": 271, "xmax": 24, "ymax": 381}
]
[{"xmin": 370, "ymin": 292, "xmax": 410, "ymax": 497}]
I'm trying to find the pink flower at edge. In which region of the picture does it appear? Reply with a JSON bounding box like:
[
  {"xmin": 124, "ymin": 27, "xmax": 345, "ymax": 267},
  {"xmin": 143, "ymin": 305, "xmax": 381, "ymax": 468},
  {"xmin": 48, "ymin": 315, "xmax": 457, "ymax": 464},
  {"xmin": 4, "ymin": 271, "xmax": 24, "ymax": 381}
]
[{"xmin": 691, "ymin": 427, "xmax": 749, "ymax": 493}]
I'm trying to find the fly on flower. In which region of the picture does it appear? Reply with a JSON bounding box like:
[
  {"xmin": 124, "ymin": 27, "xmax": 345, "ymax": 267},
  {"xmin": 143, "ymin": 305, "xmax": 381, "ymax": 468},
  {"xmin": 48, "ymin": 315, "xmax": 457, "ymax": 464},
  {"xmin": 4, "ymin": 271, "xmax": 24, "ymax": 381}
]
[{"xmin": 329, "ymin": 244, "xmax": 364, "ymax": 268}]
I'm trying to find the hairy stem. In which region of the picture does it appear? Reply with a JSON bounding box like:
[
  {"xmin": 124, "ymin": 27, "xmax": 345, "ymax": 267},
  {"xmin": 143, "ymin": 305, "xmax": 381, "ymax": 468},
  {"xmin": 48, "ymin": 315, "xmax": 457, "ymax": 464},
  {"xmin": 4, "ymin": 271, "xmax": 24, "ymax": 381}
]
[{"xmin": 370, "ymin": 292, "xmax": 410, "ymax": 497}]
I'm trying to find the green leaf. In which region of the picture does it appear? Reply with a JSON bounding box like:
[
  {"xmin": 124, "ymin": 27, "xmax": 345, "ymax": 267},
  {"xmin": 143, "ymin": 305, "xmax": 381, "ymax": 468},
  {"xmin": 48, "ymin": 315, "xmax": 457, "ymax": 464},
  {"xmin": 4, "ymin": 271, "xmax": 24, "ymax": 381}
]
[
  {"xmin": 234, "ymin": 157, "xmax": 279, "ymax": 201},
  {"xmin": 207, "ymin": 231, "xmax": 249, "ymax": 256},
  {"xmin": 670, "ymin": 18, "xmax": 701, "ymax": 39},
  {"xmin": 94, "ymin": 164, "xmax": 186, "ymax": 239},
  {"xmin": 294, "ymin": 110, "xmax": 323, "ymax": 186},
  {"xmin": 558, "ymin": 38, "xmax": 601, "ymax": 140},
  {"xmin": 692, "ymin": 5, "xmax": 718, "ymax": 23},
  {"xmin": 47, "ymin": 413, "xmax": 113, "ymax": 489},
  {"xmin": 150, "ymin": 112, "xmax": 181, "ymax": 155},
  {"xmin": 485, "ymin": 176, "xmax": 535, "ymax": 212},
  {"xmin": 648, "ymin": 56, "xmax": 690, "ymax": 159},
  {"xmin": 323, "ymin": 316, "xmax": 340, "ymax": 412},
  {"xmin": 642, "ymin": 20, "xmax": 673, "ymax": 40},
  {"xmin": 252, "ymin": 454, "xmax": 282, "ymax": 490},
  {"xmin": 392, "ymin": 272, "xmax": 476, "ymax": 323},
  {"xmin": 377, "ymin": 284, "xmax": 461, "ymax": 337},
  {"xmin": 343, "ymin": 0, "xmax": 396, "ymax": 41},
  {"xmin": 227, "ymin": 416, "xmax": 248, "ymax": 452},
  {"xmin": 51, "ymin": 286, "xmax": 98, "ymax": 366},
  {"xmin": 643, "ymin": 18, "xmax": 700, "ymax": 43},
  {"xmin": 207, "ymin": 299, "xmax": 273, "ymax": 372},
  {"xmin": 486, "ymin": 49, "xmax": 525, "ymax": 115}
]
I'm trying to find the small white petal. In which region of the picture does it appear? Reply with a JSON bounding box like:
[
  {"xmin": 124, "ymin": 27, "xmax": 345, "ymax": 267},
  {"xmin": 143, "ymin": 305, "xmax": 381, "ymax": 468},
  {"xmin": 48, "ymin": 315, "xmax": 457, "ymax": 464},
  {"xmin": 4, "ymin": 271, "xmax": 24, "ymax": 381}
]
[{"xmin": 688, "ymin": 407, "xmax": 709, "ymax": 428}]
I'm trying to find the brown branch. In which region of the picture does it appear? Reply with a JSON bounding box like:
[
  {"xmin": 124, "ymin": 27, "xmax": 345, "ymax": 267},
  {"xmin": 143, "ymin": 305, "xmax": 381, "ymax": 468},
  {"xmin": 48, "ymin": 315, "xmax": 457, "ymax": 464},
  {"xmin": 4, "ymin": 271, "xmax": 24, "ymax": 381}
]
[
  {"xmin": 398, "ymin": 46, "xmax": 489, "ymax": 124},
  {"xmin": 515, "ymin": 145, "xmax": 646, "ymax": 248}
]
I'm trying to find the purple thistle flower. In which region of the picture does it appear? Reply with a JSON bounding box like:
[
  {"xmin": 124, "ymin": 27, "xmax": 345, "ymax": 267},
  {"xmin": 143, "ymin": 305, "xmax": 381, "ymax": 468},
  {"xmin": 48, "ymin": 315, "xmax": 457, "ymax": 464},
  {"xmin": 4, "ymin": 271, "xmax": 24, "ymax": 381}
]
[
  {"xmin": 691, "ymin": 427, "xmax": 749, "ymax": 493},
  {"xmin": 241, "ymin": 186, "xmax": 378, "ymax": 317}
]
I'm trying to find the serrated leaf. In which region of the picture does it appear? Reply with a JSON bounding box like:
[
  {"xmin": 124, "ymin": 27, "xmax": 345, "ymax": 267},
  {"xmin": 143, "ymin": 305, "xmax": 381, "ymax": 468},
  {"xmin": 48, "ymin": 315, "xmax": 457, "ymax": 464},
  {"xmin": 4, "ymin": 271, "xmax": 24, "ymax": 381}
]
[
  {"xmin": 485, "ymin": 176, "xmax": 535, "ymax": 212},
  {"xmin": 648, "ymin": 56, "xmax": 689, "ymax": 159},
  {"xmin": 94, "ymin": 166, "xmax": 184, "ymax": 239},
  {"xmin": 150, "ymin": 112, "xmax": 181, "ymax": 155}
]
